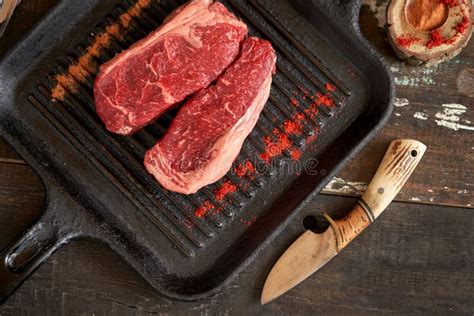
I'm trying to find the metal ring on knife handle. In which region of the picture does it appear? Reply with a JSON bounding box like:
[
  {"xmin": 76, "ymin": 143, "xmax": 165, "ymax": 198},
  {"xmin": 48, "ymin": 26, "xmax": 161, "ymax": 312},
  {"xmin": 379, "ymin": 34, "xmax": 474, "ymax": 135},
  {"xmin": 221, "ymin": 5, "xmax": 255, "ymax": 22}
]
[{"xmin": 324, "ymin": 139, "xmax": 427, "ymax": 252}]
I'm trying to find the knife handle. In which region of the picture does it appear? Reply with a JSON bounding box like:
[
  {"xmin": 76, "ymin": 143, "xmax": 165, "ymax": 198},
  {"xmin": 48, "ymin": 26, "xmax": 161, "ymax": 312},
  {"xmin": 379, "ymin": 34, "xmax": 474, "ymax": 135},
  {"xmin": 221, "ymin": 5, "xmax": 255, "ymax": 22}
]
[{"xmin": 324, "ymin": 139, "xmax": 426, "ymax": 251}]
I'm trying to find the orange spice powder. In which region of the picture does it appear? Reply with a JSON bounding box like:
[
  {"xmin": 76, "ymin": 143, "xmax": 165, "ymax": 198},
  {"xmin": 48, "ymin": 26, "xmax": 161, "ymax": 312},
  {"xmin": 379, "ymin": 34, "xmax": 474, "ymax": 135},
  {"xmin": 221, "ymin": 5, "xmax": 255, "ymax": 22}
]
[
  {"xmin": 119, "ymin": 13, "xmax": 133, "ymax": 29},
  {"xmin": 405, "ymin": 0, "xmax": 449, "ymax": 32},
  {"xmin": 50, "ymin": 0, "xmax": 152, "ymax": 101}
]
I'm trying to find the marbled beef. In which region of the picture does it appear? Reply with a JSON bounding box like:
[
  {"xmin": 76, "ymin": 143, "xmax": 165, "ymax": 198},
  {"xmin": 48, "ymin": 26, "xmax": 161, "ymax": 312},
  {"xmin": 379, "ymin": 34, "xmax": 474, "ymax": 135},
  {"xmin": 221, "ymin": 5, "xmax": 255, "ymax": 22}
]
[
  {"xmin": 145, "ymin": 37, "xmax": 276, "ymax": 194},
  {"xmin": 94, "ymin": 0, "xmax": 247, "ymax": 135}
]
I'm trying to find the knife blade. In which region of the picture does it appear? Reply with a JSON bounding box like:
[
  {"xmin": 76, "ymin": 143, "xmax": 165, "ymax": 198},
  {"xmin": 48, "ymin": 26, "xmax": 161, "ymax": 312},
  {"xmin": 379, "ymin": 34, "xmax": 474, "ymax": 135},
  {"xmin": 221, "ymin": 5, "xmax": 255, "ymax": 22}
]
[{"xmin": 261, "ymin": 139, "xmax": 426, "ymax": 304}]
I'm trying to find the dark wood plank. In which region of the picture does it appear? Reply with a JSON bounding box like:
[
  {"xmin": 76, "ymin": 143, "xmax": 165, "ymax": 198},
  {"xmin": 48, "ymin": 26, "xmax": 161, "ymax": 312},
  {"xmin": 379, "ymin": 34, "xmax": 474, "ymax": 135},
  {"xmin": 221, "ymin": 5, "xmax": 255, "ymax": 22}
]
[
  {"xmin": 0, "ymin": 194, "xmax": 472, "ymax": 314},
  {"xmin": 0, "ymin": 138, "xmax": 21, "ymax": 163},
  {"xmin": 0, "ymin": 163, "xmax": 44, "ymax": 250}
]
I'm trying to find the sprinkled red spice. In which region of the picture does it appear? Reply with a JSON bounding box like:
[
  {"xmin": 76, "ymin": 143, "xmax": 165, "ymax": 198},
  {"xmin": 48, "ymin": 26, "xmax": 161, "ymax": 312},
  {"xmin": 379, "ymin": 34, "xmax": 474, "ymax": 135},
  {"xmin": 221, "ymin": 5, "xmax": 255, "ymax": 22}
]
[
  {"xmin": 294, "ymin": 112, "xmax": 306, "ymax": 122},
  {"xmin": 440, "ymin": 0, "xmax": 458, "ymax": 7},
  {"xmin": 290, "ymin": 149, "xmax": 302, "ymax": 161},
  {"xmin": 456, "ymin": 16, "xmax": 470, "ymax": 34},
  {"xmin": 314, "ymin": 93, "xmax": 334, "ymax": 107},
  {"xmin": 325, "ymin": 83, "xmax": 336, "ymax": 92},
  {"xmin": 299, "ymin": 87, "xmax": 310, "ymax": 100},
  {"xmin": 290, "ymin": 98, "xmax": 299, "ymax": 107},
  {"xmin": 215, "ymin": 181, "xmax": 237, "ymax": 201},
  {"xmin": 304, "ymin": 102, "xmax": 319, "ymax": 118},
  {"xmin": 234, "ymin": 160, "xmax": 255, "ymax": 178},
  {"xmin": 305, "ymin": 133, "xmax": 318, "ymax": 145},
  {"xmin": 396, "ymin": 35, "xmax": 420, "ymax": 47},
  {"xmin": 258, "ymin": 88, "xmax": 328, "ymax": 163},
  {"xmin": 259, "ymin": 130, "xmax": 292, "ymax": 163},
  {"xmin": 196, "ymin": 85, "xmax": 329, "ymax": 218},
  {"xmin": 183, "ymin": 218, "xmax": 194, "ymax": 230},
  {"xmin": 283, "ymin": 119, "xmax": 303, "ymax": 135},
  {"xmin": 194, "ymin": 201, "xmax": 214, "ymax": 218},
  {"xmin": 51, "ymin": 0, "xmax": 152, "ymax": 100},
  {"xmin": 427, "ymin": 30, "xmax": 443, "ymax": 48},
  {"xmin": 257, "ymin": 87, "xmax": 328, "ymax": 164},
  {"xmin": 426, "ymin": 30, "xmax": 455, "ymax": 48}
]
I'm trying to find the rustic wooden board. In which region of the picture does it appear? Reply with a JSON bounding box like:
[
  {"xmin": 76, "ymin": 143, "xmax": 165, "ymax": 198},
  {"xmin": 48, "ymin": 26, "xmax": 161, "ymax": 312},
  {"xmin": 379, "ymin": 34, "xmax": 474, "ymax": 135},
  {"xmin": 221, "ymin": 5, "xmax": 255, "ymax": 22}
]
[
  {"xmin": 0, "ymin": 163, "xmax": 44, "ymax": 250},
  {"xmin": 0, "ymin": 138, "xmax": 21, "ymax": 163},
  {"xmin": 0, "ymin": 194, "xmax": 472, "ymax": 314}
]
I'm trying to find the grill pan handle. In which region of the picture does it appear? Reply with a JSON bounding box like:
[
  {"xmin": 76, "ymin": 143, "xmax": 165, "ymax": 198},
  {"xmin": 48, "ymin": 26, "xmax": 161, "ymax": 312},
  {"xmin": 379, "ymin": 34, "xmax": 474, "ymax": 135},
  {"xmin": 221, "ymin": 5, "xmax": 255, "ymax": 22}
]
[
  {"xmin": 0, "ymin": 187, "xmax": 79, "ymax": 304},
  {"xmin": 328, "ymin": 0, "xmax": 363, "ymax": 28},
  {"xmin": 294, "ymin": 0, "xmax": 363, "ymax": 35}
]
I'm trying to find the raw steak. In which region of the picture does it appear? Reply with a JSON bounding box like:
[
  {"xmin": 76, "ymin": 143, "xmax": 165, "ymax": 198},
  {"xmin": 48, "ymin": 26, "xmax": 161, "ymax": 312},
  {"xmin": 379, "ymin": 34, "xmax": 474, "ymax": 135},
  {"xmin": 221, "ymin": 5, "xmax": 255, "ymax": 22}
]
[
  {"xmin": 94, "ymin": 0, "xmax": 248, "ymax": 135},
  {"xmin": 145, "ymin": 37, "xmax": 277, "ymax": 194}
]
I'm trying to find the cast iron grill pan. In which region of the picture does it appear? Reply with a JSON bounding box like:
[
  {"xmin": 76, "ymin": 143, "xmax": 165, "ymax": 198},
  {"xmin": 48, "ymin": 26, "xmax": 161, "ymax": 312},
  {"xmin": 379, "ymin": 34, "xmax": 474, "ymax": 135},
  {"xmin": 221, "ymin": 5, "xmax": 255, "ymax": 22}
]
[{"xmin": 0, "ymin": 0, "xmax": 394, "ymax": 301}]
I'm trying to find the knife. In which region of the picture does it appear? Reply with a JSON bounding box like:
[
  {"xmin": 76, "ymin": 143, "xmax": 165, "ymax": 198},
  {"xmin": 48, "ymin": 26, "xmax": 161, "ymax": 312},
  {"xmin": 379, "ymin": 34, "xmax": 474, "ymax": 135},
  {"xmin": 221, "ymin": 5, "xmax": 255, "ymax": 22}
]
[{"xmin": 261, "ymin": 139, "xmax": 426, "ymax": 304}]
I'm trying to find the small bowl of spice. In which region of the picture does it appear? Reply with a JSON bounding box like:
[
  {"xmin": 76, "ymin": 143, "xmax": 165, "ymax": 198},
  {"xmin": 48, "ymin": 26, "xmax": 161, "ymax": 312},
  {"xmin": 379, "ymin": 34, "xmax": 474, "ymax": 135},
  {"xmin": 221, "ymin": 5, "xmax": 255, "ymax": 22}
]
[{"xmin": 388, "ymin": 0, "xmax": 472, "ymax": 66}]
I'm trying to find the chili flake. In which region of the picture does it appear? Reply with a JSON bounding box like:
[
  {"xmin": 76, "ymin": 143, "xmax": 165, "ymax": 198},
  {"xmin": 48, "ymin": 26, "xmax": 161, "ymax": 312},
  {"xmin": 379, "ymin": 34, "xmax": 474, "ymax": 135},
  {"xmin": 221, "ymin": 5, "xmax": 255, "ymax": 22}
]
[
  {"xmin": 396, "ymin": 35, "xmax": 420, "ymax": 47},
  {"xmin": 215, "ymin": 181, "xmax": 237, "ymax": 201},
  {"xmin": 325, "ymin": 83, "xmax": 336, "ymax": 92},
  {"xmin": 234, "ymin": 160, "xmax": 256, "ymax": 178},
  {"xmin": 195, "ymin": 201, "xmax": 214, "ymax": 218}
]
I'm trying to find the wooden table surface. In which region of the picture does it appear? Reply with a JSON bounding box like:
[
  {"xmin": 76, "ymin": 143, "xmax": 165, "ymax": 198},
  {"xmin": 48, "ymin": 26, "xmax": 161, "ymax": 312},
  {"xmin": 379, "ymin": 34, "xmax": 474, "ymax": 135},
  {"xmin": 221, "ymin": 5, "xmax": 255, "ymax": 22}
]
[{"xmin": 0, "ymin": 0, "xmax": 473, "ymax": 315}]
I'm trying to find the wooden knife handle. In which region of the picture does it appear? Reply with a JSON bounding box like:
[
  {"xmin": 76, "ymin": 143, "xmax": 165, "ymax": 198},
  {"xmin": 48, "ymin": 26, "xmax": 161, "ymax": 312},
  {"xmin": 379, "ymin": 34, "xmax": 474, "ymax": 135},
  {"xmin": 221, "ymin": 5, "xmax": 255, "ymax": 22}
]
[{"xmin": 325, "ymin": 139, "xmax": 426, "ymax": 251}]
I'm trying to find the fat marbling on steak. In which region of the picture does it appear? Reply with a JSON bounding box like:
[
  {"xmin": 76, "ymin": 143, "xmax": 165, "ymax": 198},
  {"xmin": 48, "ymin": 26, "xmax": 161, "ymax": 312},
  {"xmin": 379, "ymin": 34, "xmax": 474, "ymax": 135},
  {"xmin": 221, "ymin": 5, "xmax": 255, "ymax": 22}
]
[
  {"xmin": 145, "ymin": 37, "xmax": 277, "ymax": 194},
  {"xmin": 94, "ymin": 0, "xmax": 247, "ymax": 135}
]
